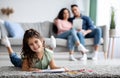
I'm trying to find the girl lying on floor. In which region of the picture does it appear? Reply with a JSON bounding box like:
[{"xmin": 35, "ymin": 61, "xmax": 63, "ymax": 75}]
[{"xmin": 2, "ymin": 29, "xmax": 69, "ymax": 72}]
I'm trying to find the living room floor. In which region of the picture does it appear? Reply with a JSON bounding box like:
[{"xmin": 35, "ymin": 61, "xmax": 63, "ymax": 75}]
[
  {"xmin": 0, "ymin": 51, "xmax": 120, "ymax": 68},
  {"xmin": 1, "ymin": 51, "xmax": 120, "ymax": 78}
]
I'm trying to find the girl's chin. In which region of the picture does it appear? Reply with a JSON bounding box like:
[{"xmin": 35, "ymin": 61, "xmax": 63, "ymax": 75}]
[
  {"xmin": 34, "ymin": 49, "xmax": 41, "ymax": 53},
  {"xmin": 33, "ymin": 47, "xmax": 43, "ymax": 53},
  {"xmin": 34, "ymin": 49, "xmax": 39, "ymax": 52}
]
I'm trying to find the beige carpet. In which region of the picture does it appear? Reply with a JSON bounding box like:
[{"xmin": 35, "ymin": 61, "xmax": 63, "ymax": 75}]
[{"xmin": 0, "ymin": 64, "xmax": 120, "ymax": 78}]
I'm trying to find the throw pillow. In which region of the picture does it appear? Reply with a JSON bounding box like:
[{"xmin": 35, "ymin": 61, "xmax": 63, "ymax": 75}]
[{"xmin": 4, "ymin": 21, "xmax": 24, "ymax": 38}]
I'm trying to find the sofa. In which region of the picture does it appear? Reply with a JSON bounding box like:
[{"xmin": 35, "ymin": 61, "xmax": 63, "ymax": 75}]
[{"xmin": 0, "ymin": 21, "xmax": 108, "ymax": 58}]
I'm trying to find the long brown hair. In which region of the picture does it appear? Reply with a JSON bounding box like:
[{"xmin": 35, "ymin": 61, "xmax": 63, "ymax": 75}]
[
  {"xmin": 56, "ymin": 8, "xmax": 70, "ymax": 20},
  {"xmin": 21, "ymin": 29, "xmax": 45, "ymax": 68},
  {"xmin": 53, "ymin": 8, "xmax": 71, "ymax": 34}
]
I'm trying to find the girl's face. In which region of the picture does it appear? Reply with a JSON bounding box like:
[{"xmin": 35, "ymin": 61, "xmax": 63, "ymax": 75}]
[
  {"xmin": 63, "ymin": 9, "xmax": 69, "ymax": 20},
  {"xmin": 28, "ymin": 37, "xmax": 43, "ymax": 53}
]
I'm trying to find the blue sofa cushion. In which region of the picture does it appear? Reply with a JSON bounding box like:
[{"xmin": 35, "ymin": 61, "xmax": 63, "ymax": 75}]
[{"xmin": 4, "ymin": 21, "xmax": 24, "ymax": 38}]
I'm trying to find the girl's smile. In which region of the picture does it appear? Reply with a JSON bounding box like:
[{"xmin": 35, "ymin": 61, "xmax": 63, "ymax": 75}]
[{"xmin": 28, "ymin": 37, "xmax": 43, "ymax": 52}]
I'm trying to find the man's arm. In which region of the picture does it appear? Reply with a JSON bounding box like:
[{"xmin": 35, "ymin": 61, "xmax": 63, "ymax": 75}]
[
  {"xmin": 83, "ymin": 29, "xmax": 92, "ymax": 36},
  {"xmin": 77, "ymin": 28, "xmax": 92, "ymax": 36},
  {"xmin": 81, "ymin": 15, "xmax": 94, "ymax": 36},
  {"xmin": 86, "ymin": 16, "xmax": 95, "ymax": 30}
]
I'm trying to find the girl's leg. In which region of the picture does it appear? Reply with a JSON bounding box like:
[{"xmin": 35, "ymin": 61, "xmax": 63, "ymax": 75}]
[
  {"xmin": 1, "ymin": 36, "xmax": 22, "ymax": 67},
  {"xmin": 49, "ymin": 35, "xmax": 56, "ymax": 50},
  {"xmin": 7, "ymin": 46, "xmax": 22, "ymax": 67}
]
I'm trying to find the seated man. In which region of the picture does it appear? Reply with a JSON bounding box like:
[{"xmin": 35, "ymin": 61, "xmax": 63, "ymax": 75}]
[{"xmin": 68, "ymin": 4, "xmax": 102, "ymax": 60}]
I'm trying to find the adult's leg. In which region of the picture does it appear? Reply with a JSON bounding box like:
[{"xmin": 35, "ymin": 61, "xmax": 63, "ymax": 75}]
[
  {"xmin": 77, "ymin": 32, "xmax": 88, "ymax": 60},
  {"xmin": 77, "ymin": 32, "xmax": 89, "ymax": 53},
  {"xmin": 57, "ymin": 28, "xmax": 80, "ymax": 46},
  {"xmin": 85, "ymin": 27, "xmax": 102, "ymax": 60},
  {"xmin": 67, "ymin": 35, "xmax": 77, "ymax": 61},
  {"xmin": 67, "ymin": 32, "xmax": 88, "ymax": 61},
  {"xmin": 1, "ymin": 36, "xmax": 22, "ymax": 67},
  {"xmin": 77, "ymin": 32, "xmax": 85, "ymax": 46},
  {"xmin": 70, "ymin": 28, "xmax": 80, "ymax": 46},
  {"xmin": 57, "ymin": 30, "xmax": 72, "ymax": 39},
  {"xmin": 85, "ymin": 27, "xmax": 102, "ymax": 51}
]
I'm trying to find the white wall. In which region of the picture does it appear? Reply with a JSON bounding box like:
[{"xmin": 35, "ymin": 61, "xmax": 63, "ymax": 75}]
[
  {"xmin": 96, "ymin": 0, "xmax": 120, "ymax": 35},
  {"xmin": 0, "ymin": 0, "xmax": 90, "ymax": 22},
  {"xmin": 96, "ymin": 0, "xmax": 111, "ymax": 27},
  {"xmin": 96, "ymin": 0, "xmax": 120, "ymax": 58},
  {"xmin": 73, "ymin": 0, "xmax": 90, "ymax": 16}
]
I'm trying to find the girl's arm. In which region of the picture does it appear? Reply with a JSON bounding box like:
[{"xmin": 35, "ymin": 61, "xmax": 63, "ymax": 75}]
[
  {"xmin": 22, "ymin": 59, "xmax": 41, "ymax": 72},
  {"xmin": 49, "ymin": 59, "xmax": 60, "ymax": 69},
  {"xmin": 49, "ymin": 59, "xmax": 69, "ymax": 71}
]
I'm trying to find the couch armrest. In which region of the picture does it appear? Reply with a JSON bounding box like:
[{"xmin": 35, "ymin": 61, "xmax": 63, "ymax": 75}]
[{"xmin": 99, "ymin": 25, "xmax": 109, "ymax": 52}]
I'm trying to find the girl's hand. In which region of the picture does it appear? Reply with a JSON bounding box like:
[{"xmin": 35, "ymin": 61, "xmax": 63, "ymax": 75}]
[
  {"xmin": 63, "ymin": 67, "xmax": 70, "ymax": 72},
  {"xmin": 32, "ymin": 69, "xmax": 42, "ymax": 72}
]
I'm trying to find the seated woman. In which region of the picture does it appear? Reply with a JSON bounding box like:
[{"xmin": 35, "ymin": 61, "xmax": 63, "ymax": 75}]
[
  {"xmin": 54, "ymin": 8, "xmax": 88, "ymax": 61},
  {"xmin": 2, "ymin": 29, "xmax": 69, "ymax": 72}
]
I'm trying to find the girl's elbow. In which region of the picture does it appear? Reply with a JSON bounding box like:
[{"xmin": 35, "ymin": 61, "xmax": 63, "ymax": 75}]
[{"xmin": 22, "ymin": 67, "xmax": 29, "ymax": 71}]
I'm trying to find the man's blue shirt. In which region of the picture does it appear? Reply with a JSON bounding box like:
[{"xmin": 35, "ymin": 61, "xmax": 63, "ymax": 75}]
[{"xmin": 69, "ymin": 14, "xmax": 95, "ymax": 30}]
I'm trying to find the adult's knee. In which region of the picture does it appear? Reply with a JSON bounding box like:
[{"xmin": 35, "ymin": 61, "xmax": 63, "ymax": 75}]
[
  {"xmin": 70, "ymin": 28, "xmax": 76, "ymax": 33},
  {"xmin": 77, "ymin": 32, "xmax": 84, "ymax": 40},
  {"xmin": 77, "ymin": 32, "xmax": 83, "ymax": 36},
  {"xmin": 67, "ymin": 35, "xmax": 74, "ymax": 44},
  {"xmin": 95, "ymin": 28, "xmax": 102, "ymax": 35},
  {"xmin": 67, "ymin": 35, "xmax": 75, "ymax": 50},
  {"xmin": 68, "ymin": 35, "xmax": 72, "ymax": 39}
]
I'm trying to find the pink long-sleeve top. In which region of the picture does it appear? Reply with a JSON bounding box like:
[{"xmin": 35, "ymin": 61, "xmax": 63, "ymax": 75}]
[{"xmin": 55, "ymin": 19, "xmax": 72, "ymax": 35}]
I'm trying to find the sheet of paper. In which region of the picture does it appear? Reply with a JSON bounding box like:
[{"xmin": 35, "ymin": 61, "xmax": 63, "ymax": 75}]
[
  {"xmin": 73, "ymin": 18, "xmax": 83, "ymax": 29},
  {"xmin": 41, "ymin": 68, "xmax": 65, "ymax": 73},
  {"xmin": 31, "ymin": 68, "xmax": 65, "ymax": 73}
]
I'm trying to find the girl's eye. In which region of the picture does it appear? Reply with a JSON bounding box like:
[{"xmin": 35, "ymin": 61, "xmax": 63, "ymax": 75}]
[
  {"xmin": 29, "ymin": 43, "xmax": 33, "ymax": 46},
  {"xmin": 35, "ymin": 40, "xmax": 38, "ymax": 44}
]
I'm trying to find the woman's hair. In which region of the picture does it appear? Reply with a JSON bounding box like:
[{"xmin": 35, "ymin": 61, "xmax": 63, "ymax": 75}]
[
  {"xmin": 52, "ymin": 24, "xmax": 58, "ymax": 34},
  {"xmin": 21, "ymin": 29, "xmax": 45, "ymax": 68},
  {"xmin": 53, "ymin": 8, "xmax": 70, "ymax": 34},
  {"xmin": 56, "ymin": 8, "xmax": 70, "ymax": 20}
]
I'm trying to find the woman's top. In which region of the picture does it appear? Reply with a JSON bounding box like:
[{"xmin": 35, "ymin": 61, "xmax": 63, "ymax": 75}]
[
  {"xmin": 33, "ymin": 48, "xmax": 53, "ymax": 69},
  {"xmin": 55, "ymin": 19, "xmax": 72, "ymax": 35}
]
